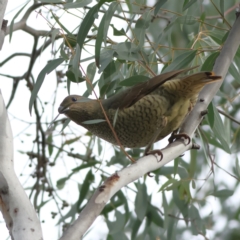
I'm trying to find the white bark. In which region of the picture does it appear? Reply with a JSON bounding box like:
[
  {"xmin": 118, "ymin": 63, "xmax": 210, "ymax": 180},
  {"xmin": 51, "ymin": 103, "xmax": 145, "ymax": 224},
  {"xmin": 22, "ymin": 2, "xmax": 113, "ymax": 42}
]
[
  {"xmin": 0, "ymin": 0, "xmax": 8, "ymax": 50},
  {"xmin": 0, "ymin": 91, "xmax": 43, "ymax": 240},
  {"xmin": 59, "ymin": 14, "xmax": 240, "ymax": 240}
]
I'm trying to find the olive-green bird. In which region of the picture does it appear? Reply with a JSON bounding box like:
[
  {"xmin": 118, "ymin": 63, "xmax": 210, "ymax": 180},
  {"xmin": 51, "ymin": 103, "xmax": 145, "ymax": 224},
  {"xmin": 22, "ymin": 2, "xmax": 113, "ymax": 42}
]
[{"xmin": 58, "ymin": 67, "xmax": 221, "ymax": 156}]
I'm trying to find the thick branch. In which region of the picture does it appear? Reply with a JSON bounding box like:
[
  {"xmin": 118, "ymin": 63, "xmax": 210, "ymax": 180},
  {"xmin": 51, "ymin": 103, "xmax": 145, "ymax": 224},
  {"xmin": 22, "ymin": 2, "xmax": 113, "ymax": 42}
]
[
  {"xmin": 59, "ymin": 13, "xmax": 240, "ymax": 240},
  {"xmin": 0, "ymin": 91, "xmax": 43, "ymax": 239},
  {"xmin": 0, "ymin": 0, "xmax": 8, "ymax": 50}
]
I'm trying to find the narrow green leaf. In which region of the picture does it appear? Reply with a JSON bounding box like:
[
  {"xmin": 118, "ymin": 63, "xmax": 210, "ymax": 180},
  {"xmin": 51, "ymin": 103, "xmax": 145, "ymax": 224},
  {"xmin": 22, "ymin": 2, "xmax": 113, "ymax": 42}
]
[
  {"xmin": 113, "ymin": 108, "xmax": 119, "ymax": 127},
  {"xmin": 66, "ymin": 67, "xmax": 85, "ymax": 83},
  {"xmin": 77, "ymin": 170, "xmax": 94, "ymax": 208},
  {"xmin": 210, "ymin": 189, "xmax": 234, "ymax": 198},
  {"xmin": 159, "ymin": 179, "xmax": 179, "ymax": 192},
  {"xmin": 135, "ymin": 182, "xmax": 148, "ymax": 221},
  {"xmin": 51, "ymin": 28, "xmax": 59, "ymax": 47},
  {"xmin": 131, "ymin": 218, "xmax": 142, "ymax": 239},
  {"xmin": 9, "ymin": 1, "xmax": 30, "ymax": 41},
  {"xmin": 108, "ymin": 210, "xmax": 126, "ymax": 234},
  {"xmin": 182, "ymin": 0, "xmax": 197, "ymax": 11},
  {"xmin": 199, "ymin": 12, "xmax": 206, "ymax": 23},
  {"xmin": 220, "ymin": 0, "xmax": 224, "ymax": 15},
  {"xmin": 65, "ymin": 136, "xmax": 81, "ymax": 145},
  {"xmin": 119, "ymin": 75, "xmax": 149, "ymax": 86},
  {"xmin": 134, "ymin": 12, "xmax": 151, "ymax": 47},
  {"xmin": 229, "ymin": 63, "xmax": 240, "ymax": 84},
  {"xmin": 51, "ymin": 12, "xmax": 72, "ymax": 35},
  {"xmin": 98, "ymin": 48, "xmax": 115, "ymax": 73},
  {"xmin": 173, "ymin": 189, "xmax": 189, "ymax": 217},
  {"xmin": 162, "ymin": 50, "xmax": 197, "ymax": 72},
  {"xmin": 235, "ymin": 157, "xmax": 240, "ymax": 178},
  {"xmin": 201, "ymin": 52, "xmax": 219, "ymax": 71},
  {"xmin": 110, "ymin": 24, "xmax": 126, "ymax": 36},
  {"xmin": 57, "ymin": 176, "xmax": 71, "ymax": 189},
  {"xmin": 61, "ymin": 118, "xmax": 71, "ymax": 132},
  {"xmin": 207, "ymin": 102, "xmax": 214, "ymax": 128},
  {"xmin": 95, "ymin": 2, "xmax": 118, "ymax": 67},
  {"xmin": 82, "ymin": 119, "xmax": 106, "ymax": 124},
  {"xmin": 191, "ymin": 180, "xmax": 196, "ymax": 189},
  {"xmin": 147, "ymin": 205, "xmax": 164, "ymax": 227},
  {"xmin": 189, "ymin": 147, "xmax": 197, "ymax": 178},
  {"xmin": 174, "ymin": 158, "xmax": 179, "ymax": 177},
  {"xmin": 47, "ymin": 134, "xmax": 53, "ymax": 157},
  {"xmin": 114, "ymin": 42, "xmax": 140, "ymax": 61},
  {"xmin": 95, "ymin": 15, "xmax": 106, "ymax": 68},
  {"xmin": 189, "ymin": 205, "xmax": 204, "ymax": 235},
  {"xmin": 154, "ymin": 0, "xmax": 167, "ymax": 15},
  {"xmin": 86, "ymin": 62, "xmax": 96, "ymax": 93},
  {"xmin": 72, "ymin": 44, "xmax": 81, "ymax": 82},
  {"xmin": 210, "ymin": 103, "xmax": 231, "ymax": 153},
  {"xmin": 197, "ymin": 128, "xmax": 210, "ymax": 162},
  {"xmin": 64, "ymin": 0, "xmax": 92, "ymax": 9},
  {"xmin": 231, "ymin": 128, "xmax": 240, "ymax": 153},
  {"xmin": 167, "ymin": 217, "xmax": 175, "ymax": 240},
  {"xmin": 72, "ymin": 161, "xmax": 100, "ymax": 172},
  {"xmin": 77, "ymin": 4, "xmax": 100, "ymax": 60},
  {"xmin": 29, "ymin": 58, "xmax": 64, "ymax": 114},
  {"xmin": 97, "ymin": 138, "xmax": 102, "ymax": 155}
]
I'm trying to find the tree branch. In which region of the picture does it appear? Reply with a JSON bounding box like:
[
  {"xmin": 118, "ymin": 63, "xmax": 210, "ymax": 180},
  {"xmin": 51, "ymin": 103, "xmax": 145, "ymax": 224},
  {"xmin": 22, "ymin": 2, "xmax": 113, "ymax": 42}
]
[
  {"xmin": 0, "ymin": 91, "xmax": 43, "ymax": 239},
  {"xmin": 0, "ymin": 0, "xmax": 8, "ymax": 50}
]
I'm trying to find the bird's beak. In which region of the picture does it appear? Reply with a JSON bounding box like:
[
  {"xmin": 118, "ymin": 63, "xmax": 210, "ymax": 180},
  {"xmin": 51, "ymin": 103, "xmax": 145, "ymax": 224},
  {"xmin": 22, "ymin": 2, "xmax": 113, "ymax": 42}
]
[{"xmin": 58, "ymin": 106, "xmax": 69, "ymax": 114}]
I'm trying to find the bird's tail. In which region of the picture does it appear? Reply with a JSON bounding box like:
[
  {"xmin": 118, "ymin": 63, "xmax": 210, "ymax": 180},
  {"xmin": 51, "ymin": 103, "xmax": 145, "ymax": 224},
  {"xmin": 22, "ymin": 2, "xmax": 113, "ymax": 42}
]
[{"xmin": 171, "ymin": 71, "xmax": 222, "ymax": 97}]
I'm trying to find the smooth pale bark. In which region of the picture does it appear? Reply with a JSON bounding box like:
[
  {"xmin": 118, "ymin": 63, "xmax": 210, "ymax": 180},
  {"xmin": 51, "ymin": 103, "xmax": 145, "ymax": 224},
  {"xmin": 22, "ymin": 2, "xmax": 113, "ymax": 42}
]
[
  {"xmin": 0, "ymin": 0, "xmax": 8, "ymax": 50},
  {"xmin": 0, "ymin": 91, "xmax": 43, "ymax": 240}
]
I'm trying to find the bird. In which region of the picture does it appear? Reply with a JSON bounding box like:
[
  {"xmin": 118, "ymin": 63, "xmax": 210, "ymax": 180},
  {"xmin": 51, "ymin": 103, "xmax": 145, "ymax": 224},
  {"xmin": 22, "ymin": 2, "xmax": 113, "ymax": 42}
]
[{"xmin": 58, "ymin": 67, "xmax": 221, "ymax": 158}]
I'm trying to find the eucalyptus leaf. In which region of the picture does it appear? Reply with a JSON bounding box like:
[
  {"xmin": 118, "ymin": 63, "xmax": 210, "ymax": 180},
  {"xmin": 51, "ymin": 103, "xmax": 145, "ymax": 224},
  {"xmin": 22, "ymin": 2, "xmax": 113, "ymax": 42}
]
[
  {"xmin": 210, "ymin": 189, "xmax": 234, "ymax": 198},
  {"xmin": 182, "ymin": 0, "xmax": 197, "ymax": 11},
  {"xmin": 119, "ymin": 75, "xmax": 149, "ymax": 86},
  {"xmin": 29, "ymin": 58, "xmax": 65, "ymax": 114},
  {"xmin": 64, "ymin": 0, "xmax": 92, "ymax": 9},
  {"xmin": 163, "ymin": 50, "xmax": 197, "ymax": 72},
  {"xmin": 82, "ymin": 119, "xmax": 106, "ymax": 124}
]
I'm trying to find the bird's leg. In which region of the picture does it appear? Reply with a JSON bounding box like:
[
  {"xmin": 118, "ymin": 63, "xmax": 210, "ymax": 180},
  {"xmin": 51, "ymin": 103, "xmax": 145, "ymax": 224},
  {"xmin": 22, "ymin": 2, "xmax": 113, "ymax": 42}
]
[
  {"xmin": 168, "ymin": 130, "xmax": 191, "ymax": 145},
  {"xmin": 144, "ymin": 116, "xmax": 167, "ymax": 161}
]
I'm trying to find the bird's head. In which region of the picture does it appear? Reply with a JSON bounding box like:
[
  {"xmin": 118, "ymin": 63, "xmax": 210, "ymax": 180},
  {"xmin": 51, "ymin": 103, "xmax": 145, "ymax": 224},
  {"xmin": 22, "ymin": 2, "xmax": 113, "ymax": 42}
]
[
  {"xmin": 58, "ymin": 95, "xmax": 91, "ymax": 114},
  {"xmin": 58, "ymin": 95, "xmax": 102, "ymax": 125}
]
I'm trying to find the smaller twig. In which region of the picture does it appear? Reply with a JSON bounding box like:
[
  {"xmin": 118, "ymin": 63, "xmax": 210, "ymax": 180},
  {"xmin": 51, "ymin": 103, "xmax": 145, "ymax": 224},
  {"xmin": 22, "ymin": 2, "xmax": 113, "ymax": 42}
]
[
  {"xmin": 213, "ymin": 160, "xmax": 240, "ymax": 181},
  {"xmin": 217, "ymin": 108, "xmax": 240, "ymax": 125}
]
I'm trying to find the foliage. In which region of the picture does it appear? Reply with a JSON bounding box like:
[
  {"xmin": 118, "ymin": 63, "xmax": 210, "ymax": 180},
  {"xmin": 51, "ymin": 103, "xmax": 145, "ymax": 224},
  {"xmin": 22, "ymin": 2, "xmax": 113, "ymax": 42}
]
[{"xmin": 2, "ymin": 0, "xmax": 240, "ymax": 239}]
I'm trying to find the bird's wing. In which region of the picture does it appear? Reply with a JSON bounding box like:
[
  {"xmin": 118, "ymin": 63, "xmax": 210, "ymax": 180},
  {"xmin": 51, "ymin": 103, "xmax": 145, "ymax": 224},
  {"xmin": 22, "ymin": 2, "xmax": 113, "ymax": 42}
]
[{"xmin": 103, "ymin": 66, "xmax": 199, "ymax": 110}]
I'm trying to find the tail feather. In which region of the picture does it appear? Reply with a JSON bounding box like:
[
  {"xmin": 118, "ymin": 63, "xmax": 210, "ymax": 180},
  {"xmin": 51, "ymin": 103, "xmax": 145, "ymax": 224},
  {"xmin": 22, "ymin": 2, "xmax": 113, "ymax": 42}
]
[
  {"xmin": 163, "ymin": 71, "xmax": 222, "ymax": 98},
  {"xmin": 180, "ymin": 72, "xmax": 222, "ymax": 86}
]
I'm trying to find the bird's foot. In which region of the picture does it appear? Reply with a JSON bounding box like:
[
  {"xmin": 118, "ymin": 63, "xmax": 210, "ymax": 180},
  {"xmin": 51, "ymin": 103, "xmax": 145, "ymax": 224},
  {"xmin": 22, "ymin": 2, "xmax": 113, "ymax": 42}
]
[
  {"xmin": 145, "ymin": 149, "xmax": 163, "ymax": 162},
  {"xmin": 168, "ymin": 132, "xmax": 191, "ymax": 145},
  {"xmin": 147, "ymin": 172, "xmax": 154, "ymax": 177},
  {"xmin": 192, "ymin": 143, "xmax": 200, "ymax": 150},
  {"xmin": 145, "ymin": 150, "xmax": 163, "ymax": 177}
]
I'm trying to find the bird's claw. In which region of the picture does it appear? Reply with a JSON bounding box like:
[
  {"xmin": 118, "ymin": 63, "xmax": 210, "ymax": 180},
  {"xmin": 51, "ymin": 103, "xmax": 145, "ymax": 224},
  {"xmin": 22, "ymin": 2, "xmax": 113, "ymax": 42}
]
[
  {"xmin": 168, "ymin": 132, "xmax": 191, "ymax": 145},
  {"xmin": 145, "ymin": 149, "xmax": 163, "ymax": 162},
  {"xmin": 146, "ymin": 150, "xmax": 163, "ymax": 177},
  {"xmin": 147, "ymin": 172, "xmax": 154, "ymax": 177},
  {"xmin": 192, "ymin": 143, "xmax": 200, "ymax": 150}
]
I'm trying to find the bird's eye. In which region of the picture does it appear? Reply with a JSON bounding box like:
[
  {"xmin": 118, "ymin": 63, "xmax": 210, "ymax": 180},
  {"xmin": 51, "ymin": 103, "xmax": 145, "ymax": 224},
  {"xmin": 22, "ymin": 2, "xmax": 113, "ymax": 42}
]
[{"xmin": 72, "ymin": 97, "xmax": 77, "ymax": 102}]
